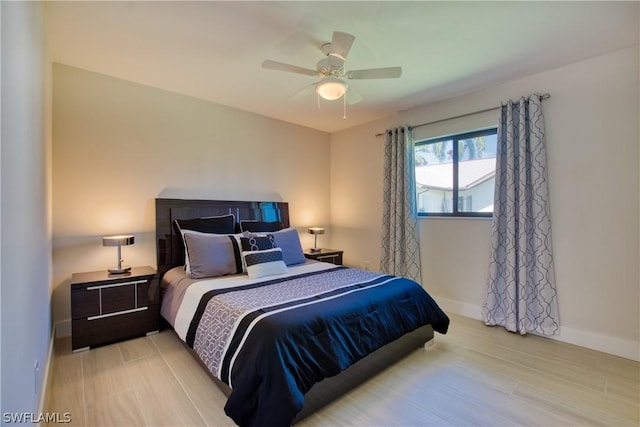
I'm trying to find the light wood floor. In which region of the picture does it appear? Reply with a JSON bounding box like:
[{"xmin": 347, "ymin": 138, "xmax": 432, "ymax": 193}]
[{"xmin": 45, "ymin": 314, "xmax": 639, "ymax": 426}]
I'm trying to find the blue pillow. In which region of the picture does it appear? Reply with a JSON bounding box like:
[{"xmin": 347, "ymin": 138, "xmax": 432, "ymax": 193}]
[{"xmin": 271, "ymin": 228, "xmax": 306, "ymax": 266}]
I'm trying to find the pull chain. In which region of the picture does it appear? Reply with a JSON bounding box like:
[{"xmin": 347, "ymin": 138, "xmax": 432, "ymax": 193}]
[{"xmin": 343, "ymin": 93, "xmax": 347, "ymax": 120}]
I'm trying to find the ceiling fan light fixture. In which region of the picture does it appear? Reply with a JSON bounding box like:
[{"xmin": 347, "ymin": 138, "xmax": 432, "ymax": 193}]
[{"xmin": 316, "ymin": 77, "xmax": 347, "ymax": 100}]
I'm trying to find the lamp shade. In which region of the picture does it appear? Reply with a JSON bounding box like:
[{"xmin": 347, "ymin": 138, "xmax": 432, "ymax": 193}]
[
  {"xmin": 308, "ymin": 227, "xmax": 325, "ymax": 235},
  {"xmin": 102, "ymin": 235, "xmax": 135, "ymax": 246},
  {"xmin": 316, "ymin": 77, "xmax": 346, "ymax": 100}
]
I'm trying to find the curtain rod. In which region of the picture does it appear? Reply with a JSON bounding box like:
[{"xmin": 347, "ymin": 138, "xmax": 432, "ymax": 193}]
[{"xmin": 375, "ymin": 93, "xmax": 550, "ymax": 137}]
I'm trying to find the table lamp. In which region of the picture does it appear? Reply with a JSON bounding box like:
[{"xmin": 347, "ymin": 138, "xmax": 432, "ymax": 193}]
[
  {"xmin": 308, "ymin": 227, "xmax": 324, "ymax": 253},
  {"xmin": 102, "ymin": 235, "xmax": 134, "ymax": 274}
]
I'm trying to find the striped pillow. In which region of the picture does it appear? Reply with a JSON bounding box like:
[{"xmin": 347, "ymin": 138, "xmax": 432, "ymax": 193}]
[{"xmin": 183, "ymin": 232, "xmax": 242, "ymax": 279}]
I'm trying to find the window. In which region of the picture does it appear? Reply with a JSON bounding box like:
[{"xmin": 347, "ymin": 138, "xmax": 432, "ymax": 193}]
[{"xmin": 415, "ymin": 128, "xmax": 497, "ymax": 217}]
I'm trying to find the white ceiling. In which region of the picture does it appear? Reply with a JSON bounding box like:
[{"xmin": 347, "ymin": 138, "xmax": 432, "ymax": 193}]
[{"xmin": 44, "ymin": 1, "xmax": 639, "ymax": 133}]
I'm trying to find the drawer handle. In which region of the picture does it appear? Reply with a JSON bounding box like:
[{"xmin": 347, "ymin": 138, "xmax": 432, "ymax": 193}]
[
  {"xmin": 88, "ymin": 306, "xmax": 148, "ymax": 321},
  {"xmin": 86, "ymin": 279, "xmax": 149, "ymax": 317},
  {"xmin": 87, "ymin": 279, "xmax": 147, "ymax": 291}
]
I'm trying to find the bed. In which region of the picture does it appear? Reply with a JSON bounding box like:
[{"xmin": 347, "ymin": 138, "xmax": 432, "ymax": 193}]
[{"xmin": 155, "ymin": 198, "xmax": 449, "ymax": 427}]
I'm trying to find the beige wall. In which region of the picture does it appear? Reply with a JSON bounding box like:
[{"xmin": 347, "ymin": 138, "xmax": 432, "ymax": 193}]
[
  {"xmin": 331, "ymin": 46, "xmax": 639, "ymax": 360},
  {"xmin": 52, "ymin": 64, "xmax": 331, "ymax": 325}
]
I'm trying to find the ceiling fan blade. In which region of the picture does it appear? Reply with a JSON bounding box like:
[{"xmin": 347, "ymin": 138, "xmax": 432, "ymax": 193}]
[
  {"xmin": 346, "ymin": 87, "xmax": 363, "ymax": 105},
  {"xmin": 262, "ymin": 60, "xmax": 317, "ymax": 76},
  {"xmin": 347, "ymin": 66, "xmax": 402, "ymax": 80},
  {"xmin": 287, "ymin": 83, "xmax": 316, "ymax": 101},
  {"xmin": 330, "ymin": 31, "xmax": 355, "ymax": 60}
]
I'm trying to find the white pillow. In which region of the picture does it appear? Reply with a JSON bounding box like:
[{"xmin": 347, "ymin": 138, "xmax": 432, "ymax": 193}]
[{"xmin": 242, "ymin": 247, "xmax": 288, "ymax": 279}]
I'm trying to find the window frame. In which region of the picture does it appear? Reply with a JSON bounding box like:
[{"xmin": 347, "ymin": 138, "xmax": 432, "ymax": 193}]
[{"xmin": 415, "ymin": 127, "xmax": 497, "ymax": 218}]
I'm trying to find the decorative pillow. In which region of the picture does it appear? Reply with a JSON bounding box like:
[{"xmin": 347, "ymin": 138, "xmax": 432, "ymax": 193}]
[
  {"xmin": 243, "ymin": 248, "xmax": 287, "ymax": 279},
  {"xmin": 183, "ymin": 232, "xmax": 242, "ymax": 279},
  {"xmin": 239, "ymin": 220, "xmax": 283, "ymax": 233},
  {"xmin": 240, "ymin": 235, "xmax": 276, "ymax": 252},
  {"xmin": 271, "ymin": 228, "xmax": 306, "ymax": 266},
  {"xmin": 173, "ymin": 214, "xmax": 236, "ymax": 271}
]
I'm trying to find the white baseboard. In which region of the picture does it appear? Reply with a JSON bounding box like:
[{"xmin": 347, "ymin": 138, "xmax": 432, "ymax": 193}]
[
  {"xmin": 434, "ymin": 296, "xmax": 483, "ymax": 320},
  {"xmin": 36, "ymin": 326, "xmax": 56, "ymax": 426},
  {"xmin": 434, "ymin": 296, "xmax": 640, "ymax": 362},
  {"xmin": 547, "ymin": 325, "xmax": 640, "ymax": 362},
  {"xmin": 55, "ymin": 319, "xmax": 71, "ymax": 338}
]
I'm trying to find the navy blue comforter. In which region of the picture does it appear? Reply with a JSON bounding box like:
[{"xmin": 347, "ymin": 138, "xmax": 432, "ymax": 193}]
[{"xmin": 186, "ymin": 267, "xmax": 449, "ymax": 427}]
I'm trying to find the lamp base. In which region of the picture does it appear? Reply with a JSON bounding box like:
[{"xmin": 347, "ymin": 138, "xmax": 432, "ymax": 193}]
[
  {"xmin": 309, "ymin": 248, "xmax": 321, "ymax": 253},
  {"xmin": 108, "ymin": 266, "xmax": 131, "ymax": 274}
]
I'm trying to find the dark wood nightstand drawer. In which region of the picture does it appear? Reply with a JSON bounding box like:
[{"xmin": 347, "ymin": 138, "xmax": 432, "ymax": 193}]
[
  {"xmin": 71, "ymin": 287, "xmax": 100, "ymax": 319},
  {"xmin": 304, "ymin": 248, "xmax": 343, "ymax": 265},
  {"xmin": 100, "ymin": 283, "xmax": 137, "ymax": 314},
  {"xmin": 72, "ymin": 305, "xmax": 160, "ymax": 351},
  {"xmin": 70, "ymin": 266, "xmax": 159, "ymax": 350},
  {"xmin": 71, "ymin": 276, "xmax": 157, "ymax": 318}
]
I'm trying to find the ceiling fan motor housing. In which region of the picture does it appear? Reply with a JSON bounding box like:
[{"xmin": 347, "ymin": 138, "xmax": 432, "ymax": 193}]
[{"xmin": 316, "ymin": 57, "xmax": 344, "ymax": 77}]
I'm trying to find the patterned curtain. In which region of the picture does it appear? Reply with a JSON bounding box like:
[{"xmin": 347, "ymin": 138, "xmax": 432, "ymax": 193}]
[
  {"xmin": 380, "ymin": 126, "xmax": 422, "ymax": 282},
  {"xmin": 483, "ymin": 95, "xmax": 560, "ymax": 336}
]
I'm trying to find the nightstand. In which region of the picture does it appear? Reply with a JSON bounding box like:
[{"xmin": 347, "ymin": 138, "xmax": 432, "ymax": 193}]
[
  {"xmin": 70, "ymin": 266, "xmax": 159, "ymax": 351},
  {"xmin": 304, "ymin": 248, "xmax": 344, "ymax": 265}
]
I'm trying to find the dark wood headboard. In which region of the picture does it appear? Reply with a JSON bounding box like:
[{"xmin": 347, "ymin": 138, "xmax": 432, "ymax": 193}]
[{"xmin": 155, "ymin": 198, "xmax": 290, "ymax": 277}]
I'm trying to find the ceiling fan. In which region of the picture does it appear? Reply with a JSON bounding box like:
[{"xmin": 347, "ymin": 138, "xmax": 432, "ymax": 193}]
[{"xmin": 262, "ymin": 31, "xmax": 402, "ymax": 104}]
